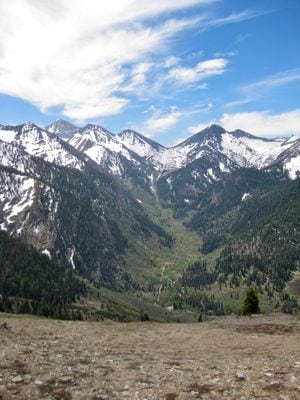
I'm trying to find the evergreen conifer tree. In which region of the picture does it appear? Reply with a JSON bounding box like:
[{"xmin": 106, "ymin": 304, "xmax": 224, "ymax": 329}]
[{"xmin": 243, "ymin": 287, "xmax": 260, "ymax": 315}]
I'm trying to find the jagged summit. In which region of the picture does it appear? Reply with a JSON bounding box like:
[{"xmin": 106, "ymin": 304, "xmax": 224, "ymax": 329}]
[
  {"xmin": 118, "ymin": 129, "xmax": 166, "ymax": 157},
  {"xmin": 0, "ymin": 121, "xmax": 84, "ymax": 170},
  {"xmin": 78, "ymin": 124, "xmax": 115, "ymax": 140},
  {"xmin": 5, "ymin": 119, "xmax": 298, "ymax": 181},
  {"xmin": 45, "ymin": 119, "xmax": 79, "ymax": 140},
  {"xmin": 175, "ymin": 124, "xmax": 227, "ymax": 148}
]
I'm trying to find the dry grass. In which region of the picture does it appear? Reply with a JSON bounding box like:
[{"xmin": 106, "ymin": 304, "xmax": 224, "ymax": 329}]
[
  {"xmin": 236, "ymin": 323, "xmax": 297, "ymax": 335},
  {"xmin": 0, "ymin": 312, "xmax": 299, "ymax": 399}
]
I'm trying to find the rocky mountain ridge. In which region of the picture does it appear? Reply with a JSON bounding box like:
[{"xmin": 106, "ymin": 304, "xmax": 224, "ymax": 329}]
[{"xmin": 45, "ymin": 120, "xmax": 300, "ymax": 183}]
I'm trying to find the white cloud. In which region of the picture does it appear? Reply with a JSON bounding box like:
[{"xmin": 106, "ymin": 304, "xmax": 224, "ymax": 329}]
[
  {"xmin": 0, "ymin": 1, "xmax": 269, "ymax": 121},
  {"xmin": 220, "ymin": 109, "xmax": 300, "ymax": 137},
  {"xmin": 143, "ymin": 106, "xmax": 182, "ymax": 135},
  {"xmin": 122, "ymin": 62, "xmax": 153, "ymax": 93},
  {"xmin": 213, "ymin": 50, "xmax": 238, "ymax": 58},
  {"xmin": 169, "ymin": 58, "xmax": 229, "ymax": 84},
  {"xmin": 241, "ymin": 68, "xmax": 300, "ymax": 96},
  {"xmin": 142, "ymin": 103, "xmax": 213, "ymax": 136},
  {"xmin": 187, "ymin": 108, "xmax": 300, "ymax": 137},
  {"xmin": 0, "ymin": 0, "xmax": 211, "ymax": 121},
  {"xmin": 199, "ymin": 9, "xmax": 269, "ymax": 31},
  {"xmin": 223, "ymin": 97, "xmax": 253, "ymax": 109},
  {"xmin": 225, "ymin": 69, "xmax": 300, "ymax": 110},
  {"xmin": 163, "ymin": 56, "xmax": 181, "ymax": 68}
]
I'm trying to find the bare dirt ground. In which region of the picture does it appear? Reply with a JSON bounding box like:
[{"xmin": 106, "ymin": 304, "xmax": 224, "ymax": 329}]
[{"xmin": 0, "ymin": 313, "xmax": 299, "ymax": 400}]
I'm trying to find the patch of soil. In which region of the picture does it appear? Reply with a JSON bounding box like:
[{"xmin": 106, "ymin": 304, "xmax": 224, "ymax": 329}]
[{"xmin": 236, "ymin": 323, "xmax": 296, "ymax": 335}]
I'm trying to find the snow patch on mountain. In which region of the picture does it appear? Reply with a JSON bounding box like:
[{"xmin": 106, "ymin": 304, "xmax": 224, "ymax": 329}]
[
  {"xmin": 69, "ymin": 247, "xmax": 76, "ymax": 270},
  {"xmin": 284, "ymin": 155, "xmax": 300, "ymax": 179},
  {"xmin": 241, "ymin": 193, "xmax": 252, "ymax": 201},
  {"xmin": 0, "ymin": 123, "xmax": 84, "ymax": 170},
  {"xmin": 42, "ymin": 249, "xmax": 51, "ymax": 259},
  {"xmin": 118, "ymin": 129, "xmax": 165, "ymax": 160},
  {"xmin": 155, "ymin": 143, "xmax": 199, "ymax": 171},
  {"xmin": 0, "ymin": 174, "xmax": 35, "ymax": 229},
  {"xmin": 69, "ymin": 125, "xmax": 134, "ymax": 170},
  {"xmin": 0, "ymin": 129, "xmax": 16, "ymax": 143}
]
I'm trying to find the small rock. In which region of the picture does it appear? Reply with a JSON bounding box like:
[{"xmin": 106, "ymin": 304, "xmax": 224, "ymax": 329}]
[
  {"xmin": 264, "ymin": 371, "xmax": 274, "ymax": 377},
  {"xmin": 278, "ymin": 395, "xmax": 290, "ymax": 400},
  {"xmin": 53, "ymin": 388, "xmax": 72, "ymax": 399},
  {"xmin": 0, "ymin": 385, "xmax": 6, "ymax": 393},
  {"xmin": 0, "ymin": 322, "xmax": 9, "ymax": 330},
  {"xmin": 59, "ymin": 376, "xmax": 73, "ymax": 383},
  {"xmin": 11, "ymin": 376, "xmax": 24, "ymax": 383},
  {"xmin": 235, "ymin": 371, "xmax": 247, "ymax": 381},
  {"xmin": 34, "ymin": 380, "xmax": 43, "ymax": 386}
]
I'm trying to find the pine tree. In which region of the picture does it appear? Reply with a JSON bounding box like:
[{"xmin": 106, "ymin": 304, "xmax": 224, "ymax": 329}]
[{"xmin": 243, "ymin": 287, "xmax": 260, "ymax": 315}]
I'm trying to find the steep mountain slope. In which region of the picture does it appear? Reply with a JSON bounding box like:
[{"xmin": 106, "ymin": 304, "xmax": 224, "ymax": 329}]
[
  {"xmin": 159, "ymin": 173, "xmax": 300, "ymax": 314},
  {"xmin": 164, "ymin": 125, "xmax": 299, "ymax": 173},
  {"xmin": 118, "ymin": 129, "xmax": 166, "ymax": 170},
  {"xmin": 0, "ymin": 123, "xmax": 85, "ymax": 170},
  {"xmin": 272, "ymin": 136, "xmax": 300, "ymax": 179},
  {"xmin": 45, "ymin": 119, "xmax": 80, "ymax": 140},
  {"xmin": 187, "ymin": 167, "xmax": 289, "ymax": 234},
  {"xmin": 214, "ymin": 178, "xmax": 300, "ymax": 293},
  {"xmin": 0, "ymin": 138, "xmax": 172, "ymax": 290},
  {"xmin": 156, "ymin": 125, "xmax": 300, "ymax": 207},
  {"xmin": 0, "ymin": 230, "xmax": 85, "ymax": 317},
  {"xmin": 69, "ymin": 125, "xmax": 157, "ymax": 190},
  {"xmin": 44, "ymin": 120, "xmax": 300, "ymax": 195}
]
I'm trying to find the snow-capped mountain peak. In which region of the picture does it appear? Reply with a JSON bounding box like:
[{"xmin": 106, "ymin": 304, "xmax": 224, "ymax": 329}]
[
  {"xmin": 118, "ymin": 129, "xmax": 165, "ymax": 161},
  {"xmin": 68, "ymin": 124, "xmax": 139, "ymax": 176},
  {"xmin": 3, "ymin": 119, "xmax": 298, "ymax": 183},
  {"xmin": 79, "ymin": 124, "xmax": 115, "ymax": 143},
  {"xmin": 0, "ymin": 122, "xmax": 84, "ymax": 170},
  {"xmin": 45, "ymin": 119, "xmax": 79, "ymax": 140}
]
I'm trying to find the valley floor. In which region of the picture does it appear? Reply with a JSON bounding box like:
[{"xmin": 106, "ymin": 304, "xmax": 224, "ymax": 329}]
[{"xmin": 0, "ymin": 313, "xmax": 299, "ymax": 400}]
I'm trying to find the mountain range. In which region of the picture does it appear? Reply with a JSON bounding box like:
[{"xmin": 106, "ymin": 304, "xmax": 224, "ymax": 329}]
[{"xmin": 0, "ymin": 119, "xmax": 299, "ymax": 319}]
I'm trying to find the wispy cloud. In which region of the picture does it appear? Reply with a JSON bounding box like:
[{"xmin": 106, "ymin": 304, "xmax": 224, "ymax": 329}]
[
  {"xmin": 144, "ymin": 106, "xmax": 182, "ymax": 134},
  {"xmin": 142, "ymin": 103, "xmax": 213, "ymax": 136},
  {"xmin": 168, "ymin": 58, "xmax": 229, "ymax": 84},
  {"xmin": 0, "ymin": 1, "xmax": 269, "ymax": 122},
  {"xmin": 0, "ymin": 0, "xmax": 211, "ymax": 121},
  {"xmin": 224, "ymin": 69, "xmax": 300, "ymax": 110},
  {"xmin": 213, "ymin": 51, "xmax": 238, "ymax": 58},
  {"xmin": 241, "ymin": 68, "xmax": 300, "ymax": 96},
  {"xmin": 233, "ymin": 33, "xmax": 251, "ymax": 45},
  {"xmin": 223, "ymin": 97, "xmax": 253, "ymax": 109},
  {"xmin": 198, "ymin": 9, "xmax": 270, "ymax": 33}
]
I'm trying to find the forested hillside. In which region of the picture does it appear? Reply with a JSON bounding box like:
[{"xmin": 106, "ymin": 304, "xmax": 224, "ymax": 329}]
[{"xmin": 0, "ymin": 231, "xmax": 85, "ymax": 317}]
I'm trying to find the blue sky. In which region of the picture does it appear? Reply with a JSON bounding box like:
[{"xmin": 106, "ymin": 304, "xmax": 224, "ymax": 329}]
[{"xmin": 0, "ymin": 0, "xmax": 299, "ymax": 145}]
